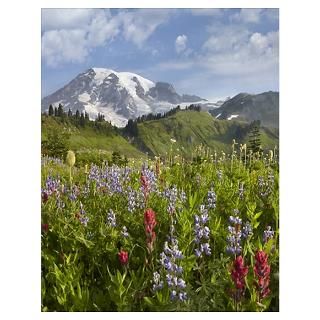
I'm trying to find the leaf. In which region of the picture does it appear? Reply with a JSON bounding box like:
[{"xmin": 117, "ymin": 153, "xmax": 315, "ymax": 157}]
[
  {"xmin": 143, "ymin": 297, "xmax": 154, "ymax": 306},
  {"xmin": 253, "ymin": 211, "xmax": 263, "ymax": 220}
]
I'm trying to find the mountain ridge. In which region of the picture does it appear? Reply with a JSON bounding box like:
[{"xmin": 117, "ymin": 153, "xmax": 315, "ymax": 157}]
[{"xmin": 42, "ymin": 68, "xmax": 208, "ymax": 127}]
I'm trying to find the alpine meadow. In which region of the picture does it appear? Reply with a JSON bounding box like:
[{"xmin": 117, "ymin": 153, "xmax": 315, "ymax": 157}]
[{"xmin": 41, "ymin": 8, "xmax": 279, "ymax": 312}]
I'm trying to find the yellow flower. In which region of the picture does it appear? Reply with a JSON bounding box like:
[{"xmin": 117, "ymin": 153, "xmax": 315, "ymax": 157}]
[{"xmin": 66, "ymin": 150, "xmax": 76, "ymax": 167}]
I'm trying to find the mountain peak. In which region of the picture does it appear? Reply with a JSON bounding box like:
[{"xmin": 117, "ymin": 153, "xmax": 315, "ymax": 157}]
[{"xmin": 41, "ymin": 67, "xmax": 207, "ymax": 127}]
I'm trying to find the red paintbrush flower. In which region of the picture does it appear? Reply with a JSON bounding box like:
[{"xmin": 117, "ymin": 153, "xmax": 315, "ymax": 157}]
[
  {"xmin": 230, "ymin": 255, "xmax": 248, "ymax": 301},
  {"xmin": 118, "ymin": 250, "xmax": 129, "ymax": 265},
  {"xmin": 41, "ymin": 223, "xmax": 49, "ymax": 233},
  {"xmin": 140, "ymin": 173, "xmax": 150, "ymax": 201},
  {"xmin": 144, "ymin": 208, "xmax": 157, "ymax": 251},
  {"xmin": 254, "ymin": 250, "xmax": 271, "ymax": 300},
  {"xmin": 42, "ymin": 192, "xmax": 48, "ymax": 203}
]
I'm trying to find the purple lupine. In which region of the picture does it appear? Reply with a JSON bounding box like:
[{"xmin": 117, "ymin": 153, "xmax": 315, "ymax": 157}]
[
  {"xmin": 127, "ymin": 187, "xmax": 144, "ymax": 213},
  {"xmin": 226, "ymin": 210, "xmax": 252, "ymax": 255},
  {"xmin": 242, "ymin": 221, "xmax": 253, "ymax": 239},
  {"xmin": 180, "ymin": 190, "xmax": 187, "ymax": 204},
  {"xmin": 107, "ymin": 209, "xmax": 116, "ymax": 227},
  {"xmin": 141, "ymin": 164, "xmax": 157, "ymax": 194},
  {"xmin": 127, "ymin": 188, "xmax": 136, "ymax": 213},
  {"xmin": 157, "ymin": 224, "xmax": 187, "ymax": 302},
  {"xmin": 194, "ymin": 205, "xmax": 211, "ymax": 258},
  {"xmin": 41, "ymin": 156, "xmax": 63, "ymax": 166},
  {"xmin": 207, "ymin": 189, "xmax": 217, "ymax": 209},
  {"xmin": 82, "ymin": 184, "xmax": 90, "ymax": 198},
  {"xmin": 164, "ymin": 185, "xmax": 178, "ymax": 214},
  {"xmin": 263, "ymin": 226, "xmax": 275, "ymax": 243},
  {"xmin": 79, "ymin": 202, "xmax": 89, "ymax": 226},
  {"xmin": 68, "ymin": 185, "xmax": 80, "ymax": 201},
  {"xmin": 226, "ymin": 209, "xmax": 242, "ymax": 256},
  {"xmin": 152, "ymin": 271, "xmax": 164, "ymax": 292},
  {"xmin": 258, "ymin": 173, "xmax": 274, "ymax": 197},
  {"xmin": 121, "ymin": 226, "xmax": 129, "ymax": 238},
  {"xmin": 42, "ymin": 175, "xmax": 61, "ymax": 196}
]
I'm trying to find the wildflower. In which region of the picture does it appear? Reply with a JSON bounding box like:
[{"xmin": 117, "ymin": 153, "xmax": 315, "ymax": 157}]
[
  {"xmin": 118, "ymin": 250, "xmax": 129, "ymax": 265},
  {"xmin": 230, "ymin": 256, "xmax": 248, "ymax": 301},
  {"xmin": 78, "ymin": 202, "xmax": 89, "ymax": 226},
  {"xmin": 41, "ymin": 223, "xmax": 49, "ymax": 233},
  {"xmin": 107, "ymin": 209, "xmax": 117, "ymax": 227},
  {"xmin": 180, "ymin": 190, "xmax": 187, "ymax": 203},
  {"xmin": 217, "ymin": 170, "xmax": 223, "ymax": 180},
  {"xmin": 254, "ymin": 250, "xmax": 271, "ymax": 300},
  {"xmin": 164, "ymin": 186, "xmax": 178, "ymax": 214},
  {"xmin": 226, "ymin": 209, "xmax": 242, "ymax": 256},
  {"xmin": 121, "ymin": 226, "xmax": 129, "ymax": 238},
  {"xmin": 159, "ymin": 236, "xmax": 187, "ymax": 302},
  {"xmin": 66, "ymin": 150, "xmax": 76, "ymax": 167},
  {"xmin": 79, "ymin": 216, "xmax": 89, "ymax": 226},
  {"xmin": 194, "ymin": 205, "xmax": 211, "ymax": 258},
  {"xmin": 144, "ymin": 208, "xmax": 157, "ymax": 251},
  {"xmin": 42, "ymin": 191, "xmax": 48, "ymax": 203},
  {"xmin": 140, "ymin": 164, "xmax": 157, "ymax": 202},
  {"xmin": 152, "ymin": 271, "xmax": 164, "ymax": 292},
  {"xmin": 242, "ymin": 221, "xmax": 253, "ymax": 239},
  {"xmin": 263, "ymin": 226, "xmax": 275, "ymax": 243},
  {"xmin": 207, "ymin": 189, "xmax": 217, "ymax": 209}
]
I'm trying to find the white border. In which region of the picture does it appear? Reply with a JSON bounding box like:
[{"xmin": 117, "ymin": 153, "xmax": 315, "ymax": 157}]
[{"xmin": 1, "ymin": 1, "xmax": 320, "ymax": 319}]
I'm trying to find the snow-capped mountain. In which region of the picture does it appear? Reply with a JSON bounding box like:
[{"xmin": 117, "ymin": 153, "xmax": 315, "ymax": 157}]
[{"xmin": 41, "ymin": 68, "xmax": 207, "ymax": 127}]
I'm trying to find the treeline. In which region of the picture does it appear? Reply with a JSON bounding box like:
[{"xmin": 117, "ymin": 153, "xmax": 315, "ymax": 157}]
[
  {"xmin": 124, "ymin": 104, "xmax": 201, "ymax": 136},
  {"xmin": 43, "ymin": 104, "xmax": 118, "ymax": 135}
]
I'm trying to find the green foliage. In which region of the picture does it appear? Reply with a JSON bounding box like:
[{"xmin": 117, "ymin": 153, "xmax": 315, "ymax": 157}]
[
  {"xmin": 41, "ymin": 149, "xmax": 279, "ymax": 312},
  {"xmin": 41, "ymin": 127, "xmax": 70, "ymax": 158}
]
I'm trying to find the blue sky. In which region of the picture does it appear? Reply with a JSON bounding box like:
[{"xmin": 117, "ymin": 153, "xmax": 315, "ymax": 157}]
[{"xmin": 41, "ymin": 8, "xmax": 279, "ymax": 100}]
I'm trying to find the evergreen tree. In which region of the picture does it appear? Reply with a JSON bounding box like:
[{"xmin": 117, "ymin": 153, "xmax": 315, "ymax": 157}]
[
  {"xmin": 79, "ymin": 112, "xmax": 85, "ymax": 127},
  {"xmin": 248, "ymin": 120, "xmax": 262, "ymax": 153},
  {"xmin": 125, "ymin": 119, "xmax": 138, "ymax": 136},
  {"xmin": 54, "ymin": 107, "xmax": 58, "ymax": 117},
  {"xmin": 57, "ymin": 103, "xmax": 64, "ymax": 117},
  {"xmin": 68, "ymin": 109, "xmax": 72, "ymax": 117},
  {"xmin": 75, "ymin": 109, "xmax": 80, "ymax": 119},
  {"xmin": 85, "ymin": 112, "xmax": 89, "ymax": 121},
  {"xmin": 48, "ymin": 104, "xmax": 54, "ymax": 116}
]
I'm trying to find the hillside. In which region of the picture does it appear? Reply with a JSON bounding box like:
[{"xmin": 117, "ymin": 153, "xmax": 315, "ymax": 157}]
[
  {"xmin": 41, "ymin": 115, "xmax": 146, "ymax": 160},
  {"xmin": 210, "ymin": 91, "xmax": 279, "ymax": 128},
  {"xmin": 41, "ymin": 110, "xmax": 278, "ymax": 162},
  {"xmin": 133, "ymin": 110, "xmax": 279, "ymax": 157}
]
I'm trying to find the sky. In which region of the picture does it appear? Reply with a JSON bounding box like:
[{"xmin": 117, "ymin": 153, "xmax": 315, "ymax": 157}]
[{"xmin": 41, "ymin": 8, "xmax": 279, "ymax": 100}]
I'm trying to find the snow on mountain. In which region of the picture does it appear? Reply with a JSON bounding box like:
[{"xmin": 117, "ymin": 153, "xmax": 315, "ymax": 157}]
[
  {"xmin": 227, "ymin": 114, "xmax": 239, "ymax": 120},
  {"xmin": 41, "ymin": 68, "xmax": 208, "ymax": 127}
]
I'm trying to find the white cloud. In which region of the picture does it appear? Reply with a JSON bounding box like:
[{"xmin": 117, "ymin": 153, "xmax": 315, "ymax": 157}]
[
  {"xmin": 42, "ymin": 9, "xmax": 170, "ymax": 67},
  {"xmin": 119, "ymin": 9, "xmax": 170, "ymax": 48},
  {"xmin": 200, "ymin": 29, "xmax": 278, "ymax": 76},
  {"xmin": 41, "ymin": 9, "xmax": 96, "ymax": 31},
  {"xmin": 175, "ymin": 34, "xmax": 188, "ymax": 54},
  {"xmin": 41, "ymin": 29, "xmax": 88, "ymax": 67},
  {"xmin": 231, "ymin": 9, "xmax": 264, "ymax": 24},
  {"xmin": 157, "ymin": 25, "xmax": 278, "ymax": 81}
]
